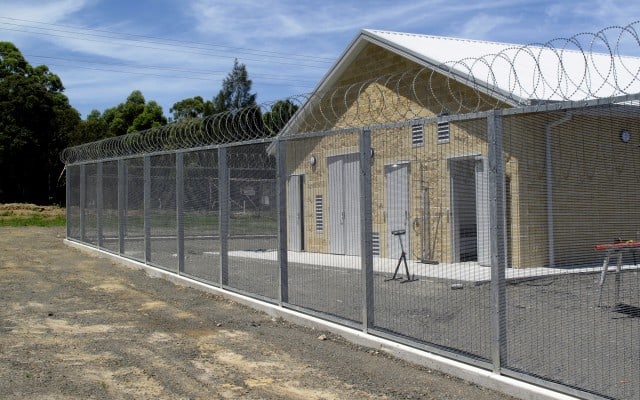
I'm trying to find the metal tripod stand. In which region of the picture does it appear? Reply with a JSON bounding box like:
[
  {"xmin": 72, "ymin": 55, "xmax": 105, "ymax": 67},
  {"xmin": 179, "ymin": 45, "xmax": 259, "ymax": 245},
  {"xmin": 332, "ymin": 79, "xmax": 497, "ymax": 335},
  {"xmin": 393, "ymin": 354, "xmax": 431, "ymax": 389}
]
[{"xmin": 385, "ymin": 229, "xmax": 417, "ymax": 283}]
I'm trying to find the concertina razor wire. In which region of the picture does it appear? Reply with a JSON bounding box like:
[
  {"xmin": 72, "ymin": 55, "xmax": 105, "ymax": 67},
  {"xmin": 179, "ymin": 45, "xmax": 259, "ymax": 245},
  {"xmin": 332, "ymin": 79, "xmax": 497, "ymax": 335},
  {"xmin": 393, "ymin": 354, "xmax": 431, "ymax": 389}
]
[{"xmin": 61, "ymin": 21, "xmax": 640, "ymax": 164}]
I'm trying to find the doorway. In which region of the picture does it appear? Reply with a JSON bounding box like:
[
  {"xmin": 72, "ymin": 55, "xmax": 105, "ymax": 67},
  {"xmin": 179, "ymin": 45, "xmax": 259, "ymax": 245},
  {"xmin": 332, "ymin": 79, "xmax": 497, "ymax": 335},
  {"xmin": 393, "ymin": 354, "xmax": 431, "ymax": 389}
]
[
  {"xmin": 449, "ymin": 156, "xmax": 490, "ymax": 265},
  {"xmin": 385, "ymin": 162, "xmax": 410, "ymax": 260}
]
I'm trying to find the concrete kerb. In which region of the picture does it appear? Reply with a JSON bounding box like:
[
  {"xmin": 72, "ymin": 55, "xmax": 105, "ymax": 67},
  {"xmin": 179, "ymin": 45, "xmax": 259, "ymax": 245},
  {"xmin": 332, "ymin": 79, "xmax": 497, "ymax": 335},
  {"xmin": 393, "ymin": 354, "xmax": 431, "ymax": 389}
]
[{"xmin": 65, "ymin": 239, "xmax": 579, "ymax": 400}]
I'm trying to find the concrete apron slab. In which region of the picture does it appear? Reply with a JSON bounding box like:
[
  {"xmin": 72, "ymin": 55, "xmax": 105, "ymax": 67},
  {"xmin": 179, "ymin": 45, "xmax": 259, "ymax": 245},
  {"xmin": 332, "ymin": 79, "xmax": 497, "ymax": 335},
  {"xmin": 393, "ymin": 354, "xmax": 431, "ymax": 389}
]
[{"xmin": 229, "ymin": 249, "xmax": 640, "ymax": 284}]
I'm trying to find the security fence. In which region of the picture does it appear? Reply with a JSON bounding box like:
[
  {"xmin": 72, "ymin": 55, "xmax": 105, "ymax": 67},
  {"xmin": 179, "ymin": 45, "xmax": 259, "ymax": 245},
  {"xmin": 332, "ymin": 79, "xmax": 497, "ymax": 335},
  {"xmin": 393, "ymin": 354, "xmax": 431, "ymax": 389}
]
[{"xmin": 64, "ymin": 23, "xmax": 640, "ymax": 400}]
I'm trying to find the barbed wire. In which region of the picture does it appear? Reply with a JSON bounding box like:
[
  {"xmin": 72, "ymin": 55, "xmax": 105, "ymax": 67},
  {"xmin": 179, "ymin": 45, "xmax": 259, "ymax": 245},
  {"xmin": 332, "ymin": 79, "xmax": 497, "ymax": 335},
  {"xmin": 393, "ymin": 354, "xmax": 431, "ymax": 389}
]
[{"xmin": 61, "ymin": 21, "xmax": 640, "ymax": 164}]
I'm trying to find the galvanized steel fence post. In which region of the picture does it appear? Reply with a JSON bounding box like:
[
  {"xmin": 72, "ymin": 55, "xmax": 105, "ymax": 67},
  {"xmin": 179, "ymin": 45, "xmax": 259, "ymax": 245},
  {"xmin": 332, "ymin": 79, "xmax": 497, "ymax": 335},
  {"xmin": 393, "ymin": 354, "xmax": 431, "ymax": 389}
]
[
  {"xmin": 79, "ymin": 164, "xmax": 86, "ymax": 242},
  {"xmin": 96, "ymin": 162, "xmax": 104, "ymax": 248},
  {"xmin": 218, "ymin": 147, "xmax": 229, "ymax": 287},
  {"xmin": 488, "ymin": 111, "xmax": 508, "ymax": 373},
  {"xmin": 277, "ymin": 139, "xmax": 289, "ymax": 305},
  {"xmin": 117, "ymin": 160, "xmax": 126, "ymax": 255},
  {"xmin": 65, "ymin": 165, "xmax": 71, "ymax": 239},
  {"xmin": 144, "ymin": 156, "xmax": 151, "ymax": 263},
  {"xmin": 176, "ymin": 152, "xmax": 185, "ymax": 274},
  {"xmin": 360, "ymin": 129, "xmax": 374, "ymax": 331}
]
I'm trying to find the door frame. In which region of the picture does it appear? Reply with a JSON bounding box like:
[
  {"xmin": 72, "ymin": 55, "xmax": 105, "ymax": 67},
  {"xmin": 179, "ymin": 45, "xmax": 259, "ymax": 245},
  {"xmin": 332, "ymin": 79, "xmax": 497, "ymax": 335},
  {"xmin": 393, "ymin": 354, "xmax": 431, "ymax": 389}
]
[
  {"xmin": 287, "ymin": 174, "xmax": 304, "ymax": 251},
  {"xmin": 448, "ymin": 154, "xmax": 490, "ymax": 265},
  {"xmin": 384, "ymin": 161, "xmax": 410, "ymax": 260}
]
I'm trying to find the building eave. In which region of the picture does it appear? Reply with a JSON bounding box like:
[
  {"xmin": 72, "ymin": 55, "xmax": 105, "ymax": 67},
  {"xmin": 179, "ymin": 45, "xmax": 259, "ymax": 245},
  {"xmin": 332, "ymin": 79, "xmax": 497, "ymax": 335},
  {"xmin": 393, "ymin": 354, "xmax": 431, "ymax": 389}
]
[{"xmin": 277, "ymin": 29, "xmax": 525, "ymax": 138}]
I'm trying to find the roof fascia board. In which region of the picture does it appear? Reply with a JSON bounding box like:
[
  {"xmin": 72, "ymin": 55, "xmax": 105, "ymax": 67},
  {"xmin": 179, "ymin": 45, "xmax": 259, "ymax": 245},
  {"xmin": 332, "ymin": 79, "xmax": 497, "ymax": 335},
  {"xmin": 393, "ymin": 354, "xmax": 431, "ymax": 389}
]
[
  {"xmin": 360, "ymin": 30, "xmax": 524, "ymax": 107},
  {"xmin": 277, "ymin": 31, "xmax": 371, "ymax": 136},
  {"xmin": 310, "ymin": 32, "xmax": 370, "ymax": 100},
  {"xmin": 279, "ymin": 29, "xmax": 528, "ymax": 137}
]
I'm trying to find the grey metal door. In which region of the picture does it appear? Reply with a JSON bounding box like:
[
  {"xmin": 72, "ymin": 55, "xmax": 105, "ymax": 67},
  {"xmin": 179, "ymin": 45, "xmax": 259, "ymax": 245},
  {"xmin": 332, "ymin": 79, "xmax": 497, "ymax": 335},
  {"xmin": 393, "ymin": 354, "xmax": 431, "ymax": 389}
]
[
  {"xmin": 385, "ymin": 162, "xmax": 409, "ymax": 260},
  {"xmin": 475, "ymin": 157, "xmax": 490, "ymax": 266},
  {"xmin": 328, "ymin": 153, "xmax": 361, "ymax": 255},
  {"xmin": 287, "ymin": 174, "xmax": 303, "ymax": 251}
]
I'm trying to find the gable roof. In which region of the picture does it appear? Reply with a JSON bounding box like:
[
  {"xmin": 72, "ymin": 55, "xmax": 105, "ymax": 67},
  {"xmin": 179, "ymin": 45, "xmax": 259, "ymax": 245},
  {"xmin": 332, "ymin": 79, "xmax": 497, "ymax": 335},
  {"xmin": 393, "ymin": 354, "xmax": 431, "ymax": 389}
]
[
  {"xmin": 274, "ymin": 29, "xmax": 640, "ymax": 141},
  {"xmin": 315, "ymin": 29, "xmax": 640, "ymax": 106}
]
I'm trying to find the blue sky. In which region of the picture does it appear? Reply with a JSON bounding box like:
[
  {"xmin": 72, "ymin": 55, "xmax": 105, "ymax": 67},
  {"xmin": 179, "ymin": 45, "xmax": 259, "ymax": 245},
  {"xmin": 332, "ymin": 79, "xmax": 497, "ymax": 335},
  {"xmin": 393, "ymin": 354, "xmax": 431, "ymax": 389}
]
[{"xmin": 1, "ymin": 0, "xmax": 638, "ymax": 119}]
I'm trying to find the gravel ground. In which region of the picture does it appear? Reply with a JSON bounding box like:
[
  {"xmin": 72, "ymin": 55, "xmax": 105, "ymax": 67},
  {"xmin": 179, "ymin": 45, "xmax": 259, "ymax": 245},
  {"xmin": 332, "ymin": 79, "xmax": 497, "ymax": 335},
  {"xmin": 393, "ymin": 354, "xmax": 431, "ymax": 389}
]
[{"xmin": 0, "ymin": 227, "xmax": 517, "ymax": 400}]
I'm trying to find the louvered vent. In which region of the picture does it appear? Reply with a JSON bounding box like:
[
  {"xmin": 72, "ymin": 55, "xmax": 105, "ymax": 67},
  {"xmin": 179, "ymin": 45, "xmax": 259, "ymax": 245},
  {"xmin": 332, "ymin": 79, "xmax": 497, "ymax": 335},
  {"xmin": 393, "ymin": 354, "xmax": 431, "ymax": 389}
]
[
  {"xmin": 437, "ymin": 115, "xmax": 450, "ymax": 143},
  {"xmin": 411, "ymin": 124, "xmax": 424, "ymax": 147},
  {"xmin": 315, "ymin": 195, "xmax": 323, "ymax": 232},
  {"xmin": 372, "ymin": 232, "xmax": 380, "ymax": 256}
]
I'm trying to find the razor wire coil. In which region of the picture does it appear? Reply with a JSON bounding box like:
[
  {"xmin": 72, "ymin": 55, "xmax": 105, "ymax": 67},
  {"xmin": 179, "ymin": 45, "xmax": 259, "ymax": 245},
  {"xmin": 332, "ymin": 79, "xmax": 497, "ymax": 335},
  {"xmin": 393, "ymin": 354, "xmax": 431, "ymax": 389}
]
[{"xmin": 61, "ymin": 21, "xmax": 640, "ymax": 164}]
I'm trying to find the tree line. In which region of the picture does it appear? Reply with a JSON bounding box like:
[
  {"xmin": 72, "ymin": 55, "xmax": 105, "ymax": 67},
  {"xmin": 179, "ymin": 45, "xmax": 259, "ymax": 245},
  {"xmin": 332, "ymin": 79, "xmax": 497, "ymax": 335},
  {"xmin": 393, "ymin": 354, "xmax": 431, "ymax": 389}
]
[{"xmin": 0, "ymin": 43, "xmax": 298, "ymax": 205}]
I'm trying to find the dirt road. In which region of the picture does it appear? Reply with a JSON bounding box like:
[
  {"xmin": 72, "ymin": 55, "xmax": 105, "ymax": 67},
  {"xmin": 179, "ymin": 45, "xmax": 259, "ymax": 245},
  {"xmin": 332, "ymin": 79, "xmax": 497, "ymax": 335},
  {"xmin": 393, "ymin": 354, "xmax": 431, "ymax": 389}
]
[{"xmin": 0, "ymin": 227, "xmax": 515, "ymax": 399}]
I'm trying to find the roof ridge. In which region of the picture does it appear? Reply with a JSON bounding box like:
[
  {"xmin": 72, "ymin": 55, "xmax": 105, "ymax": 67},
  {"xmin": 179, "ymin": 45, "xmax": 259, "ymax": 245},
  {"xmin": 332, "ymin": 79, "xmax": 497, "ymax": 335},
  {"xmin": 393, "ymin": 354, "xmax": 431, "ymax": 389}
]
[
  {"xmin": 363, "ymin": 28, "xmax": 521, "ymax": 48},
  {"xmin": 362, "ymin": 28, "xmax": 640, "ymax": 60}
]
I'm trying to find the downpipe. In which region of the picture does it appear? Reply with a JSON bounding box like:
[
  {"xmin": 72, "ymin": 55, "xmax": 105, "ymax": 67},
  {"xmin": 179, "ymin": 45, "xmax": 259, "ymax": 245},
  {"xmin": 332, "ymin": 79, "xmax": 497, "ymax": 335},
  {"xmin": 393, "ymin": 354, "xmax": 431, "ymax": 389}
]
[{"xmin": 545, "ymin": 112, "xmax": 573, "ymax": 268}]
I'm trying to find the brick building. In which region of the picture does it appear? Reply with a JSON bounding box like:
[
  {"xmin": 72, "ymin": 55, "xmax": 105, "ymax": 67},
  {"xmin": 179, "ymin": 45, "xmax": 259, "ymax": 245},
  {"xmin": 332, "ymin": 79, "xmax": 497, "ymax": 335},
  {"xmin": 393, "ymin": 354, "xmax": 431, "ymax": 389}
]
[{"xmin": 279, "ymin": 29, "xmax": 640, "ymax": 268}]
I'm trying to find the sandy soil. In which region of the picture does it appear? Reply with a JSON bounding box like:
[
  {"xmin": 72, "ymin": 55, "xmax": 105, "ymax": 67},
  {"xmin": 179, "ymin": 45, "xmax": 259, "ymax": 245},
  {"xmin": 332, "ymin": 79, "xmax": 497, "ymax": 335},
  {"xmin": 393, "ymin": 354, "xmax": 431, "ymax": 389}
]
[{"xmin": 0, "ymin": 226, "xmax": 516, "ymax": 399}]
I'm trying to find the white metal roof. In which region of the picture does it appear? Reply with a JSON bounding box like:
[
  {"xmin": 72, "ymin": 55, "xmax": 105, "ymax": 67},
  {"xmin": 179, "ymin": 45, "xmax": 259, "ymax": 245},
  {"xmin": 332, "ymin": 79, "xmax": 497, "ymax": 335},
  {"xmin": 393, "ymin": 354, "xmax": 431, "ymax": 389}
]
[
  {"xmin": 361, "ymin": 29, "xmax": 640, "ymax": 103},
  {"xmin": 273, "ymin": 29, "xmax": 640, "ymax": 140}
]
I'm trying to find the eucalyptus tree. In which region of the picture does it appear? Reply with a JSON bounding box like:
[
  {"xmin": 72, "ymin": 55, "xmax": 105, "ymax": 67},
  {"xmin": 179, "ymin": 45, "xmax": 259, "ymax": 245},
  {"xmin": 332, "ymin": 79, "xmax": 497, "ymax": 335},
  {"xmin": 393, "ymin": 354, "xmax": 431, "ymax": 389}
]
[{"xmin": 0, "ymin": 41, "xmax": 80, "ymax": 204}]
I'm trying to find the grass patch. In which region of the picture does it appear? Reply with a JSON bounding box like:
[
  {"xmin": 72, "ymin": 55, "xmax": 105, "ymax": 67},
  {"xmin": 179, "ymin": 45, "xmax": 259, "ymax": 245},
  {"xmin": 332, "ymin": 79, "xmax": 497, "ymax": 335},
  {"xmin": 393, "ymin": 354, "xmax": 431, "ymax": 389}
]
[
  {"xmin": 0, "ymin": 214, "xmax": 66, "ymax": 227},
  {"xmin": 0, "ymin": 203, "xmax": 66, "ymax": 227}
]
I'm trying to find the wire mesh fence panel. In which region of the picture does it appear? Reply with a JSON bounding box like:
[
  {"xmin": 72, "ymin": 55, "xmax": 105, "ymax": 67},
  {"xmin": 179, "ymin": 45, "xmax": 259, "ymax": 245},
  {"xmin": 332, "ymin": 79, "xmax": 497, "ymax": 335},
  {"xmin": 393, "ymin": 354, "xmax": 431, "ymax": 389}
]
[
  {"xmin": 123, "ymin": 158, "xmax": 145, "ymax": 261},
  {"xmin": 102, "ymin": 160, "xmax": 119, "ymax": 253},
  {"xmin": 149, "ymin": 154, "xmax": 178, "ymax": 272},
  {"xmin": 501, "ymin": 104, "xmax": 640, "ymax": 400},
  {"xmin": 369, "ymin": 119, "xmax": 492, "ymax": 363},
  {"xmin": 183, "ymin": 149, "xmax": 220, "ymax": 283},
  {"xmin": 59, "ymin": 21, "xmax": 640, "ymax": 399},
  {"xmin": 84, "ymin": 163, "xmax": 98, "ymax": 246},
  {"xmin": 283, "ymin": 132, "xmax": 364, "ymax": 324},
  {"xmin": 226, "ymin": 142, "xmax": 279, "ymax": 300},
  {"xmin": 67, "ymin": 164, "xmax": 81, "ymax": 240}
]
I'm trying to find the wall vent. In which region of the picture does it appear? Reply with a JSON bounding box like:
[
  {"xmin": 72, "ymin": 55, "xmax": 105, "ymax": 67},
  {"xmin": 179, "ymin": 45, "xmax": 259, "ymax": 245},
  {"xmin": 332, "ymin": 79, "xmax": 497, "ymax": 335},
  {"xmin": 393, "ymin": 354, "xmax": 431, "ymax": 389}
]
[
  {"xmin": 315, "ymin": 195, "xmax": 323, "ymax": 232},
  {"xmin": 372, "ymin": 232, "xmax": 380, "ymax": 256},
  {"xmin": 437, "ymin": 114, "xmax": 450, "ymax": 143},
  {"xmin": 411, "ymin": 124, "xmax": 424, "ymax": 147}
]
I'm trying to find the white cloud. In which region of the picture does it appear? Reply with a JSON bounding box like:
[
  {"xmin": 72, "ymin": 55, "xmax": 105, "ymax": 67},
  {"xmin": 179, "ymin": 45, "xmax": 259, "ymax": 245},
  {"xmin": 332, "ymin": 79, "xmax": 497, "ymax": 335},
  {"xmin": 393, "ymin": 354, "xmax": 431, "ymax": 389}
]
[
  {"xmin": 458, "ymin": 14, "xmax": 516, "ymax": 41},
  {"xmin": 4, "ymin": 0, "xmax": 639, "ymax": 118},
  {"xmin": 0, "ymin": 0, "xmax": 94, "ymax": 50},
  {"xmin": 1, "ymin": 0, "xmax": 90, "ymax": 23},
  {"xmin": 187, "ymin": 0, "xmax": 449, "ymax": 41}
]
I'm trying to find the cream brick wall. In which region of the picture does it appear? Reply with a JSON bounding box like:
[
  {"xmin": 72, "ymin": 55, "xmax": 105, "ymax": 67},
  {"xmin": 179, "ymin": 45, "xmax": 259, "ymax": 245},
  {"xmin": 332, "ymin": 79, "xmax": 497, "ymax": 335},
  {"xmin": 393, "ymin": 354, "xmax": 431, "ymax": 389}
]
[
  {"xmin": 284, "ymin": 43, "xmax": 503, "ymax": 262},
  {"xmin": 500, "ymin": 111, "xmax": 640, "ymax": 268},
  {"xmin": 283, "ymin": 43, "xmax": 503, "ymax": 263}
]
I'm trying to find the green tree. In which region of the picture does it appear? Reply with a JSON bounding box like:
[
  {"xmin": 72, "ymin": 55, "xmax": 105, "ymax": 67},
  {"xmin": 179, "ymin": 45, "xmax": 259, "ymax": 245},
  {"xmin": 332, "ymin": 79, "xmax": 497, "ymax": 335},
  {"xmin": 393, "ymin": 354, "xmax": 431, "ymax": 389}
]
[
  {"xmin": 0, "ymin": 42, "xmax": 80, "ymax": 204},
  {"xmin": 207, "ymin": 59, "xmax": 262, "ymax": 143},
  {"xmin": 122, "ymin": 90, "xmax": 146, "ymax": 128},
  {"xmin": 262, "ymin": 99, "xmax": 299, "ymax": 135},
  {"xmin": 131, "ymin": 100, "xmax": 167, "ymax": 132},
  {"xmin": 212, "ymin": 59, "xmax": 257, "ymax": 114},
  {"xmin": 96, "ymin": 90, "xmax": 167, "ymax": 136},
  {"xmin": 68, "ymin": 109, "xmax": 109, "ymax": 146},
  {"xmin": 170, "ymin": 96, "xmax": 214, "ymax": 120}
]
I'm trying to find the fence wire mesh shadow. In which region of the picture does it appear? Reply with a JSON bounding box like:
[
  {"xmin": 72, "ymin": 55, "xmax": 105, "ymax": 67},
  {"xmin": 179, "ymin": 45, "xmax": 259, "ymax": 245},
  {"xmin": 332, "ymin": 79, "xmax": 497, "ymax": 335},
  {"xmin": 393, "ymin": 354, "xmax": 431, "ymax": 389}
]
[{"xmin": 63, "ymin": 22, "xmax": 640, "ymax": 400}]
